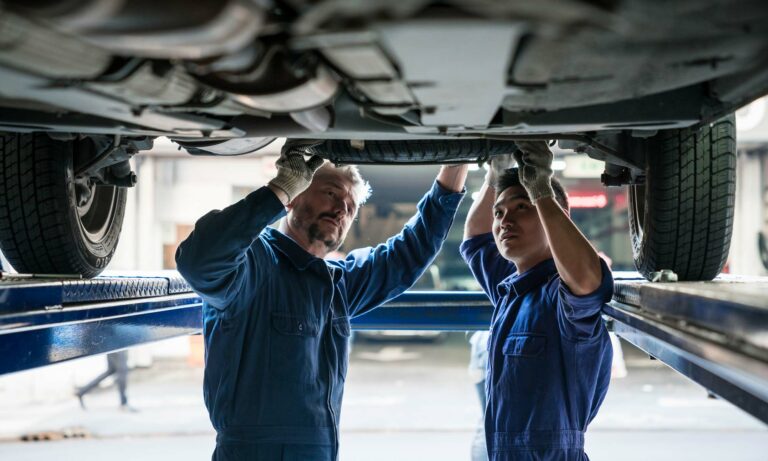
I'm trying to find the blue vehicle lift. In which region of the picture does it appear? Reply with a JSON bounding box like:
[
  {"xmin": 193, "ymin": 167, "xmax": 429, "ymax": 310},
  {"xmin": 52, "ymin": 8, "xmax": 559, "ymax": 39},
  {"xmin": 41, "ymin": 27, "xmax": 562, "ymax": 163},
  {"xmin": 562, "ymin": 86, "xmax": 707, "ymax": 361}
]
[{"xmin": 0, "ymin": 271, "xmax": 766, "ymax": 424}]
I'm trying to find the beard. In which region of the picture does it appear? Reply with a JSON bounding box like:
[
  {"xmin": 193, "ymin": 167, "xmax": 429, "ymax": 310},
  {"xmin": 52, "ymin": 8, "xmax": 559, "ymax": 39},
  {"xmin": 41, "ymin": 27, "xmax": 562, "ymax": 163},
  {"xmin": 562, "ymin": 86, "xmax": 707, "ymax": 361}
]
[
  {"xmin": 308, "ymin": 220, "xmax": 343, "ymax": 251},
  {"xmin": 291, "ymin": 205, "xmax": 345, "ymax": 252}
]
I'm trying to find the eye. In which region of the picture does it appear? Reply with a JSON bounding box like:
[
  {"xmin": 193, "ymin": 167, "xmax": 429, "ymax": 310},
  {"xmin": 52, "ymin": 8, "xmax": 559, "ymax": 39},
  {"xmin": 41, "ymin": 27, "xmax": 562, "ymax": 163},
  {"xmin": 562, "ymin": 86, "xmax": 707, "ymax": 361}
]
[
  {"xmin": 517, "ymin": 203, "xmax": 528, "ymax": 210},
  {"xmin": 493, "ymin": 209, "xmax": 502, "ymax": 218}
]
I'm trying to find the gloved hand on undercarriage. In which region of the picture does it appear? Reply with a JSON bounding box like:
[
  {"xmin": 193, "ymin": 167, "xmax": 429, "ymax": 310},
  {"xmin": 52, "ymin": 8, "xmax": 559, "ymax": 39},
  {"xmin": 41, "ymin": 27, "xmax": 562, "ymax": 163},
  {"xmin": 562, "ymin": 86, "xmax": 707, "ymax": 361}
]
[
  {"xmin": 513, "ymin": 141, "xmax": 554, "ymax": 203},
  {"xmin": 485, "ymin": 153, "xmax": 517, "ymax": 189},
  {"xmin": 268, "ymin": 139, "xmax": 325, "ymax": 202}
]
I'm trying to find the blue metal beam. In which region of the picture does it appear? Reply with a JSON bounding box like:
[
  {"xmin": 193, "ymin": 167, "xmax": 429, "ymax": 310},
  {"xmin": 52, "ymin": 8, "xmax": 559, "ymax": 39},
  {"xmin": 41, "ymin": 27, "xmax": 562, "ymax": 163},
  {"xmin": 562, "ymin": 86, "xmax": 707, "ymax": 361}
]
[
  {"xmin": 606, "ymin": 301, "xmax": 768, "ymax": 424},
  {"xmin": 0, "ymin": 294, "xmax": 203, "ymax": 375},
  {"xmin": 0, "ymin": 275, "xmax": 494, "ymax": 375},
  {"xmin": 351, "ymin": 291, "xmax": 492, "ymax": 330},
  {"xmin": 612, "ymin": 276, "xmax": 768, "ymax": 356}
]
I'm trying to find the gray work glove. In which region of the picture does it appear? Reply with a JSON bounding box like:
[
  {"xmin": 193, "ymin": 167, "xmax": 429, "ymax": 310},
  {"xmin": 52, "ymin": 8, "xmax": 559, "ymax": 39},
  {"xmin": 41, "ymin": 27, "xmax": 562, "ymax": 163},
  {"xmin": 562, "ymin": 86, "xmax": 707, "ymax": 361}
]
[
  {"xmin": 485, "ymin": 153, "xmax": 517, "ymax": 188},
  {"xmin": 268, "ymin": 140, "xmax": 325, "ymax": 202},
  {"xmin": 513, "ymin": 141, "xmax": 554, "ymax": 203}
]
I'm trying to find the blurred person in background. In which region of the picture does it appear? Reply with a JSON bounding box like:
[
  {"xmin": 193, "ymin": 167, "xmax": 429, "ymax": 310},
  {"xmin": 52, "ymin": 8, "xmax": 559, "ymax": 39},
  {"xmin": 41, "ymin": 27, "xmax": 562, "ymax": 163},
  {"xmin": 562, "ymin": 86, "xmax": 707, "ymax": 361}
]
[
  {"xmin": 75, "ymin": 350, "xmax": 135, "ymax": 412},
  {"xmin": 469, "ymin": 330, "xmax": 490, "ymax": 461},
  {"xmin": 596, "ymin": 251, "xmax": 627, "ymax": 379}
]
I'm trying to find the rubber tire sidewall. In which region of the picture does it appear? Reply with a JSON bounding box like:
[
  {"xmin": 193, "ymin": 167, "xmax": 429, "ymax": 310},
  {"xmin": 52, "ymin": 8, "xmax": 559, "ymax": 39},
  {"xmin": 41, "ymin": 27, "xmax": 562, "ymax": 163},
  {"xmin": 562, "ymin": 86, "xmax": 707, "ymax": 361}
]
[
  {"xmin": 64, "ymin": 141, "xmax": 126, "ymax": 274},
  {"xmin": 0, "ymin": 133, "xmax": 126, "ymax": 277},
  {"xmin": 628, "ymin": 115, "xmax": 736, "ymax": 281}
]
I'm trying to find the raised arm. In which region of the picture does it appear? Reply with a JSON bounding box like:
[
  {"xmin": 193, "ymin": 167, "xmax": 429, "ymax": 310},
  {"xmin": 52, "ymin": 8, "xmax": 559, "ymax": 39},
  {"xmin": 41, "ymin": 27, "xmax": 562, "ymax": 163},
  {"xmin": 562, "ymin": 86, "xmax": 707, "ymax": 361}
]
[
  {"xmin": 175, "ymin": 144, "xmax": 324, "ymax": 306},
  {"xmin": 514, "ymin": 141, "xmax": 602, "ymax": 295},
  {"xmin": 341, "ymin": 166, "xmax": 466, "ymax": 317},
  {"xmin": 464, "ymin": 155, "xmax": 515, "ymax": 239},
  {"xmin": 175, "ymin": 187, "xmax": 283, "ymax": 307},
  {"xmin": 436, "ymin": 164, "xmax": 469, "ymax": 193},
  {"xmin": 462, "ymin": 155, "xmax": 517, "ymax": 299},
  {"xmin": 464, "ymin": 181, "xmax": 495, "ymax": 239},
  {"xmin": 537, "ymin": 197, "xmax": 602, "ymax": 295}
]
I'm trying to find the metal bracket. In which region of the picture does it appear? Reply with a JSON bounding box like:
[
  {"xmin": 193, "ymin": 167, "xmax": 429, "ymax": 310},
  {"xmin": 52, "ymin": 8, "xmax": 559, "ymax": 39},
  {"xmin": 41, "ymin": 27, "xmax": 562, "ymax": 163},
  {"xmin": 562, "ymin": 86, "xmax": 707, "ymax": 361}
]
[
  {"xmin": 73, "ymin": 135, "xmax": 152, "ymax": 203},
  {"xmin": 649, "ymin": 269, "xmax": 679, "ymax": 283}
]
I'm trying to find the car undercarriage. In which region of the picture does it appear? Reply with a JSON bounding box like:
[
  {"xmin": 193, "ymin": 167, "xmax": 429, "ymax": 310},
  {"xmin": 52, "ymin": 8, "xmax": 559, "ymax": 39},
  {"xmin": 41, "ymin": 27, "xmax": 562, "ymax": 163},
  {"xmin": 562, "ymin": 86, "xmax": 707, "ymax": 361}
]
[{"xmin": 0, "ymin": 0, "xmax": 766, "ymax": 279}]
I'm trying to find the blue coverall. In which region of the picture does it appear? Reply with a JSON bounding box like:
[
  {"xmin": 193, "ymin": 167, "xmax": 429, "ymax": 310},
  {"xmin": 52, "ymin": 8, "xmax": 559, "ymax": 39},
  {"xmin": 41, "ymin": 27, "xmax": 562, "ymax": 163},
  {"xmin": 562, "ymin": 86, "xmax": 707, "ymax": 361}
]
[
  {"xmin": 176, "ymin": 182, "xmax": 464, "ymax": 460},
  {"xmin": 460, "ymin": 233, "xmax": 613, "ymax": 461}
]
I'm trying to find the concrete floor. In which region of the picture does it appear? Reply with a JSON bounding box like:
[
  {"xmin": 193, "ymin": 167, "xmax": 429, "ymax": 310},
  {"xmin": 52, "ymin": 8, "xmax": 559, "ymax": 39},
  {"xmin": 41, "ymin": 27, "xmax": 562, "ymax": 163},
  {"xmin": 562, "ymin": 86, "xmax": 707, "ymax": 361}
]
[{"xmin": 0, "ymin": 335, "xmax": 765, "ymax": 460}]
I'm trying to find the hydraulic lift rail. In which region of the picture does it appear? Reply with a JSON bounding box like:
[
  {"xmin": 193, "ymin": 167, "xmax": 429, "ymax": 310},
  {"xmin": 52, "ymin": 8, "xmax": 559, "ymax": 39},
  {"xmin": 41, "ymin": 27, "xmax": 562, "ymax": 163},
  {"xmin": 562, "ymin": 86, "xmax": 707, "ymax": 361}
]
[{"xmin": 0, "ymin": 271, "xmax": 766, "ymax": 424}]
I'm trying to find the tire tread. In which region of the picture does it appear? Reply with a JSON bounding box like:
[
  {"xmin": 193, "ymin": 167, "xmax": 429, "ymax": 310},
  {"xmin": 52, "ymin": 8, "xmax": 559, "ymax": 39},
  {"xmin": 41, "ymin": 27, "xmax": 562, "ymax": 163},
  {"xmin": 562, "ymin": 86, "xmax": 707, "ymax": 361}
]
[
  {"xmin": 630, "ymin": 116, "xmax": 736, "ymax": 281},
  {"xmin": 0, "ymin": 133, "xmax": 125, "ymax": 276}
]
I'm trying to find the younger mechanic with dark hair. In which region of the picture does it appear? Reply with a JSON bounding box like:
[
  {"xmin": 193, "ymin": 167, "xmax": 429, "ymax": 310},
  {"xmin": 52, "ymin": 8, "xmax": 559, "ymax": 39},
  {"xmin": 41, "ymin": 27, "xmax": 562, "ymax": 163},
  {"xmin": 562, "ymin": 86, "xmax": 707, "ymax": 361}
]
[{"xmin": 461, "ymin": 141, "xmax": 613, "ymax": 460}]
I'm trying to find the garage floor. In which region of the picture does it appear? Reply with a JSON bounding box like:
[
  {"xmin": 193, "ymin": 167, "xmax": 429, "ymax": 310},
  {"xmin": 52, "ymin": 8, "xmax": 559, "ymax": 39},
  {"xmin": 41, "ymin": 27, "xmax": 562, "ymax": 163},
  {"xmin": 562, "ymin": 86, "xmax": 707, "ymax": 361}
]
[{"xmin": 0, "ymin": 335, "xmax": 765, "ymax": 460}]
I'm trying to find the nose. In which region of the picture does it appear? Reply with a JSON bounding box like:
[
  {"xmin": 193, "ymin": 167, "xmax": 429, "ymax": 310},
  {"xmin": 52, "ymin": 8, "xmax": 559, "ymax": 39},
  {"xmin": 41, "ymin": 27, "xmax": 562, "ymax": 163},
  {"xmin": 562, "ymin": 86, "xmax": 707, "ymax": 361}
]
[
  {"xmin": 499, "ymin": 211, "xmax": 515, "ymax": 230},
  {"xmin": 332, "ymin": 197, "xmax": 348, "ymax": 217}
]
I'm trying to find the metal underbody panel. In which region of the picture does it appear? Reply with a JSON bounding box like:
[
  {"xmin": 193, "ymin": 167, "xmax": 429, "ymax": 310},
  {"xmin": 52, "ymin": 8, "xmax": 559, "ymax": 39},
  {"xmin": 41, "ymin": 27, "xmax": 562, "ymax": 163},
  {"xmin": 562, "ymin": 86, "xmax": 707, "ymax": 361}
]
[
  {"xmin": 0, "ymin": 1, "xmax": 767, "ymax": 144},
  {"xmin": 374, "ymin": 20, "xmax": 522, "ymax": 128},
  {"xmin": 0, "ymin": 271, "xmax": 766, "ymax": 424}
]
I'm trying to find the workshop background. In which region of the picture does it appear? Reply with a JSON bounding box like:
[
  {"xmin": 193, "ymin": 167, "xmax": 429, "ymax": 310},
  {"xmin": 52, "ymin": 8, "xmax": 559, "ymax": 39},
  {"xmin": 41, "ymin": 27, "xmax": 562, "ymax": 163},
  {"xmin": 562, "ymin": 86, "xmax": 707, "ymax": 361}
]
[{"xmin": 1, "ymin": 98, "xmax": 767, "ymax": 460}]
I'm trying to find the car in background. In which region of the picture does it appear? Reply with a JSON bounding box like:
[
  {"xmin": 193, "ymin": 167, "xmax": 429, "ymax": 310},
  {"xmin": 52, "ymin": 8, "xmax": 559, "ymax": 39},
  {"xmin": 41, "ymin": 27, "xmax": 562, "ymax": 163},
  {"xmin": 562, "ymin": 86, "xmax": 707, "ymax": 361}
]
[{"xmin": 1, "ymin": 0, "xmax": 767, "ymax": 280}]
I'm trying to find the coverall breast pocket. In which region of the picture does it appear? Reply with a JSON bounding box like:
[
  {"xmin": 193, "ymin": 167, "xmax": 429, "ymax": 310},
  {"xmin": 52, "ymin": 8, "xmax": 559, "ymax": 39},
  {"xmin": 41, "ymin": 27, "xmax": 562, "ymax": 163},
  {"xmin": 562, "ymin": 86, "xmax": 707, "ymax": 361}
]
[
  {"xmin": 269, "ymin": 313, "xmax": 319, "ymax": 383},
  {"xmin": 332, "ymin": 317, "xmax": 351, "ymax": 380},
  {"xmin": 500, "ymin": 334, "xmax": 547, "ymax": 394},
  {"xmin": 502, "ymin": 334, "xmax": 546, "ymax": 358}
]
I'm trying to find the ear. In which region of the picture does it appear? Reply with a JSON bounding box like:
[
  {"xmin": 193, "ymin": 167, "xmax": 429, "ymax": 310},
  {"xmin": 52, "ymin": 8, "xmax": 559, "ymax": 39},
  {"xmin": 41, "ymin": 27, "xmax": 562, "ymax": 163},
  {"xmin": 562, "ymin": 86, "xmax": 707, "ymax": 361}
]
[{"xmin": 286, "ymin": 194, "xmax": 301, "ymax": 211}]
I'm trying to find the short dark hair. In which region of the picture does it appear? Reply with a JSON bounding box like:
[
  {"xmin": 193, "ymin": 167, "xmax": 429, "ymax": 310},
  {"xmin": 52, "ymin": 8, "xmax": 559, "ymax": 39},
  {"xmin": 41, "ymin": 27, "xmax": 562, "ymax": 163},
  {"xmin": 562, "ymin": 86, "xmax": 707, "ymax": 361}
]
[{"xmin": 495, "ymin": 167, "xmax": 569, "ymax": 212}]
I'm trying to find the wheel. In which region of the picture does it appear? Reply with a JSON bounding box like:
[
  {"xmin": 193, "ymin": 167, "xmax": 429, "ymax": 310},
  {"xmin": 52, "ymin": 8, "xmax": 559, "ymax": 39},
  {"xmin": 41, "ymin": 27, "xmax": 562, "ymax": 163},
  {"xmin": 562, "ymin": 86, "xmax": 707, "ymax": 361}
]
[
  {"xmin": 311, "ymin": 139, "xmax": 518, "ymax": 164},
  {"xmin": 0, "ymin": 133, "xmax": 126, "ymax": 277},
  {"xmin": 628, "ymin": 115, "xmax": 736, "ymax": 281}
]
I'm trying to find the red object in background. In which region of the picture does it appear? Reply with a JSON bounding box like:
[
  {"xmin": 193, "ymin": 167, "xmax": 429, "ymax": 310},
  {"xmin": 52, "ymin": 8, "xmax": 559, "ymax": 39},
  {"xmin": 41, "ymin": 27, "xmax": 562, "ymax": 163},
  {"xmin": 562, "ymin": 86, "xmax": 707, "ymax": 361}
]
[
  {"xmin": 568, "ymin": 193, "xmax": 608, "ymax": 208},
  {"xmin": 613, "ymin": 192, "xmax": 628, "ymax": 210}
]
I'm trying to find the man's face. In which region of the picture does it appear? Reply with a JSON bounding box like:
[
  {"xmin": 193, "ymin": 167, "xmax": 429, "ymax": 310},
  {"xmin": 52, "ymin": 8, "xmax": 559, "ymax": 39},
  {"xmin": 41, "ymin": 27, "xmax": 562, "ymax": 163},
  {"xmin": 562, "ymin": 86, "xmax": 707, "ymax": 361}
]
[
  {"xmin": 492, "ymin": 185, "xmax": 549, "ymax": 263},
  {"xmin": 288, "ymin": 169, "xmax": 358, "ymax": 253}
]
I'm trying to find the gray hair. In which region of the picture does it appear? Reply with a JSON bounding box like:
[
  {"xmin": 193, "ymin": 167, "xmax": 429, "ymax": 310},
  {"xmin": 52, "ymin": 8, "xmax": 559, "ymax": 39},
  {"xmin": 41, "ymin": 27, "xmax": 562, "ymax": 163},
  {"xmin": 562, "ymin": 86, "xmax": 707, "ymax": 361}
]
[{"xmin": 316, "ymin": 161, "xmax": 372, "ymax": 206}]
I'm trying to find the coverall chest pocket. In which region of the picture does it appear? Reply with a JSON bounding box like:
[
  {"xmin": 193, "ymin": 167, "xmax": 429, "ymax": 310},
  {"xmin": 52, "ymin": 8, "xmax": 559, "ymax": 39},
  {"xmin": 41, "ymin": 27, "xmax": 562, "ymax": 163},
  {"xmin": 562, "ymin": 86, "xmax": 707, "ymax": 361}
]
[
  {"xmin": 269, "ymin": 313, "xmax": 319, "ymax": 384},
  {"xmin": 332, "ymin": 317, "xmax": 351, "ymax": 381},
  {"xmin": 499, "ymin": 334, "xmax": 547, "ymax": 394}
]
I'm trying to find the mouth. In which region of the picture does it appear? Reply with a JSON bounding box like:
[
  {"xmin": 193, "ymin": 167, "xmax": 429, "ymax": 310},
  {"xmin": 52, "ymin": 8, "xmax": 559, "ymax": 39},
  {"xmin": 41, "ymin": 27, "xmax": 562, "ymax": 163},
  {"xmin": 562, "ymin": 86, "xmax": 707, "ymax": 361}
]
[
  {"xmin": 500, "ymin": 233, "xmax": 518, "ymax": 242},
  {"xmin": 320, "ymin": 216, "xmax": 340, "ymax": 228}
]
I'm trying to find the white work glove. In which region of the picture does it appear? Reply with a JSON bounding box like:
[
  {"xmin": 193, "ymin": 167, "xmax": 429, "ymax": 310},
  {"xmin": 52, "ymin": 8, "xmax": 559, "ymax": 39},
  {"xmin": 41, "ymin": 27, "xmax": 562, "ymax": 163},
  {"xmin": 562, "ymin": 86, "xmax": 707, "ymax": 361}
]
[
  {"xmin": 513, "ymin": 141, "xmax": 554, "ymax": 203},
  {"xmin": 268, "ymin": 140, "xmax": 325, "ymax": 202},
  {"xmin": 485, "ymin": 153, "xmax": 517, "ymax": 188}
]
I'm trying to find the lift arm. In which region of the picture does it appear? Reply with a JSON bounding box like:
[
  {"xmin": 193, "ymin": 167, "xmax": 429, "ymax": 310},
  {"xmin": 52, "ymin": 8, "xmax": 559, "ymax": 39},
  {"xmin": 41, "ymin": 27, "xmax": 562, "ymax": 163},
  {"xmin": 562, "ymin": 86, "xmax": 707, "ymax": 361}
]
[{"xmin": 0, "ymin": 271, "xmax": 766, "ymax": 424}]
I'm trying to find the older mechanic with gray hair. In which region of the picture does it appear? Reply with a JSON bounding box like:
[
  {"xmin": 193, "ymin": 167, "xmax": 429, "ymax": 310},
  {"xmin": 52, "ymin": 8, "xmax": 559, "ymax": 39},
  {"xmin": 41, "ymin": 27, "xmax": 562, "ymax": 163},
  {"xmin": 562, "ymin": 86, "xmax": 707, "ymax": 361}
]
[{"xmin": 176, "ymin": 140, "xmax": 467, "ymax": 460}]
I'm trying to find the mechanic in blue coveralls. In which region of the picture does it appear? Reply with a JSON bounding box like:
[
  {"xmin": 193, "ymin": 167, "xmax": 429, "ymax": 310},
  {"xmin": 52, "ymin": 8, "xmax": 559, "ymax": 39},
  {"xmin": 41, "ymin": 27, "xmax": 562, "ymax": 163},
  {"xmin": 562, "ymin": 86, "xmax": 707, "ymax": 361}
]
[
  {"xmin": 176, "ymin": 141, "xmax": 468, "ymax": 460},
  {"xmin": 461, "ymin": 141, "xmax": 612, "ymax": 461}
]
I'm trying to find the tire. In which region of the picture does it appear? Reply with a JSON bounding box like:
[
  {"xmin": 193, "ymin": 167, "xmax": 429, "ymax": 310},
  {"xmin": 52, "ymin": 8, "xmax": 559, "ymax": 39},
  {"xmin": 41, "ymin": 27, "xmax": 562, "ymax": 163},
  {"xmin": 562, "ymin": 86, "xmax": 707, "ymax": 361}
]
[
  {"xmin": 0, "ymin": 133, "xmax": 126, "ymax": 277},
  {"xmin": 628, "ymin": 115, "xmax": 736, "ymax": 281},
  {"xmin": 313, "ymin": 139, "xmax": 518, "ymax": 164}
]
